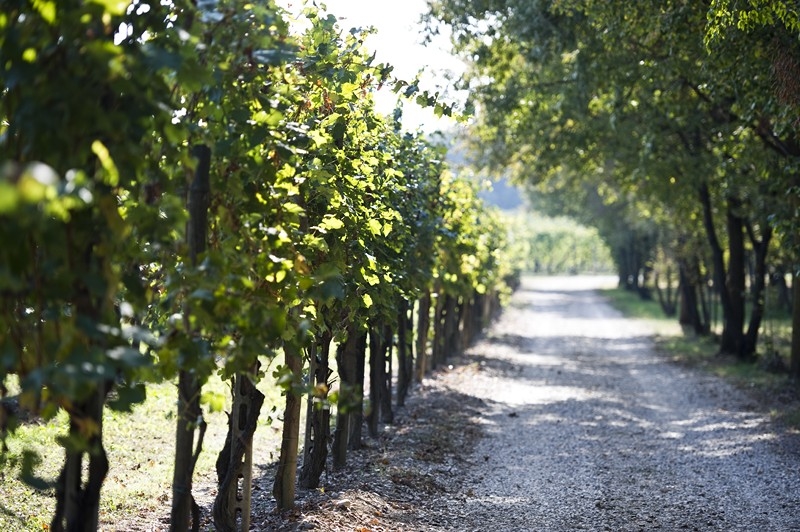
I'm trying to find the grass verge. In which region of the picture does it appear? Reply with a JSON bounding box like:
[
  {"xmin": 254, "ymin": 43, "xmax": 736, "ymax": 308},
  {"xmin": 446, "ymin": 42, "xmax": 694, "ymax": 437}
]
[
  {"xmin": 600, "ymin": 287, "xmax": 800, "ymax": 431},
  {"xmin": 0, "ymin": 355, "xmax": 292, "ymax": 531}
]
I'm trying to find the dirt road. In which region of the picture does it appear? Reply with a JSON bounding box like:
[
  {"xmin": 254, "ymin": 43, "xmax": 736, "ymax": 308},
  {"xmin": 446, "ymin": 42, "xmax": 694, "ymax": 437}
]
[
  {"xmin": 258, "ymin": 275, "xmax": 799, "ymax": 531},
  {"xmin": 447, "ymin": 275, "xmax": 800, "ymax": 531}
]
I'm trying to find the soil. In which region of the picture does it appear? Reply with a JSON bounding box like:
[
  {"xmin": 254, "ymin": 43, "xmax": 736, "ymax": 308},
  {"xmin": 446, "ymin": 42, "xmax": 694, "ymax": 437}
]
[{"xmin": 143, "ymin": 275, "xmax": 800, "ymax": 531}]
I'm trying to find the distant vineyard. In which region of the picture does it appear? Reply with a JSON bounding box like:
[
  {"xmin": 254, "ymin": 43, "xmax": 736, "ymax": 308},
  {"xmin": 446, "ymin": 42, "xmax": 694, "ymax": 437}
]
[{"xmin": 507, "ymin": 213, "xmax": 615, "ymax": 274}]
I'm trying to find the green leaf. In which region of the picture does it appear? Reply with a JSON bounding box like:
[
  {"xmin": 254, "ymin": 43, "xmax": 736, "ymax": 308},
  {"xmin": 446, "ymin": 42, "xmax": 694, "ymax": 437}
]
[
  {"xmin": 107, "ymin": 346, "xmax": 149, "ymax": 368},
  {"xmin": 31, "ymin": 0, "xmax": 56, "ymax": 24},
  {"xmin": 367, "ymin": 218, "xmax": 382, "ymax": 235},
  {"xmin": 92, "ymin": 140, "xmax": 119, "ymax": 187},
  {"xmin": 88, "ymin": 0, "xmax": 130, "ymax": 16},
  {"xmin": 201, "ymin": 389, "xmax": 227, "ymax": 413},
  {"xmin": 17, "ymin": 163, "xmax": 58, "ymax": 203},
  {"xmin": 320, "ymin": 215, "xmax": 345, "ymax": 230},
  {"xmin": 108, "ymin": 382, "xmax": 147, "ymax": 412},
  {"xmin": 0, "ymin": 181, "xmax": 19, "ymax": 213},
  {"xmin": 189, "ymin": 289, "xmax": 215, "ymax": 301},
  {"xmin": 362, "ymin": 293, "xmax": 373, "ymax": 308}
]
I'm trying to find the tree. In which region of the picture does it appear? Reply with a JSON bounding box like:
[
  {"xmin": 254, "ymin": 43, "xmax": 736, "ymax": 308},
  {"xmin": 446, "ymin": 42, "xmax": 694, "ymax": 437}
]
[
  {"xmin": 426, "ymin": 0, "xmax": 794, "ymax": 359},
  {"xmin": 0, "ymin": 1, "xmax": 195, "ymax": 528},
  {"xmin": 1, "ymin": 1, "xmax": 516, "ymax": 526},
  {"xmin": 705, "ymin": 0, "xmax": 800, "ymax": 372}
]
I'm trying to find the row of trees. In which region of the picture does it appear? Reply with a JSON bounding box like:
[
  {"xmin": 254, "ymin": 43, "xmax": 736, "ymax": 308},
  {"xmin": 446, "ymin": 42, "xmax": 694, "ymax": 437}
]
[
  {"xmin": 426, "ymin": 0, "xmax": 800, "ymax": 372},
  {"xmin": 0, "ymin": 1, "xmax": 515, "ymax": 530}
]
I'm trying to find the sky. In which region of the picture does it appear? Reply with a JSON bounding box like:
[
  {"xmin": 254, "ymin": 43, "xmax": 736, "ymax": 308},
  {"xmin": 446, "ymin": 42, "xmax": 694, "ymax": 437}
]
[{"xmin": 282, "ymin": 0, "xmax": 466, "ymax": 132}]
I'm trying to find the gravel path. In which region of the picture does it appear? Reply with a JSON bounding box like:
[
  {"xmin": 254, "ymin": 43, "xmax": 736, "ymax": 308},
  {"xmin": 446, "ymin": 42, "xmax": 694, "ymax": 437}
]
[{"xmin": 446, "ymin": 275, "xmax": 800, "ymax": 531}]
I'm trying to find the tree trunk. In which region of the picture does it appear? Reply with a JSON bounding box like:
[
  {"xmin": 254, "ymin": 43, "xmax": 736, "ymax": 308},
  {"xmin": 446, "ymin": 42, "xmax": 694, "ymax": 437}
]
[
  {"xmin": 171, "ymin": 373, "xmax": 204, "ymax": 532},
  {"xmin": 791, "ymin": 273, "xmax": 800, "ymax": 379},
  {"xmin": 678, "ymin": 261, "xmax": 708, "ymax": 335},
  {"xmin": 50, "ymin": 203, "xmax": 115, "ymax": 532},
  {"xmin": 443, "ymin": 294, "xmax": 459, "ymax": 358},
  {"xmin": 743, "ymin": 225, "xmax": 772, "ymax": 357},
  {"xmin": 332, "ymin": 324, "xmax": 360, "ymax": 469},
  {"xmin": 301, "ymin": 341, "xmax": 316, "ymax": 477},
  {"xmin": 348, "ymin": 332, "xmax": 367, "ymax": 450},
  {"xmin": 367, "ymin": 324, "xmax": 384, "ymax": 438},
  {"xmin": 655, "ymin": 268, "xmax": 678, "ymax": 317},
  {"xmin": 431, "ymin": 293, "xmax": 446, "ymax": 369},
  {"xmin": 299, "ymin": 330, "xmax": 332, "ymax": 489},
  {"xmin": 170, "ymin": 144, "xmax": 211, "ymax": 532},
  {"xmin": 272, "ymin": 343, "xmax": 303, "ymax": 511},
  {"xmin": 415, "ymin": 292, "xmax": 431, "ymax": 381},
  {"xmin": 472, "ymin": 293, "xmax": 485, "ymax": 335},
  {"xmin": 380, "ymin": 323, "xmax": 394, "ymax": 424},
  {"xmin": 213, "ymin": 371, "xmax": 264, "ymax": 530},
  {"xmin": 722, "ymin": 199, "xmax": 747, "ymax": 357},
  {"xmin": 699, "ymin": 184, "xmax": 741, "ymax": 356},
  {"xmin": 459, "ymin": 295, "xmax": 473, "ymax": 347},
  {"xmin": 51, "ymin": 385, "xmax": 111, "ymax": 532},
  {"xmin": 772, "ymin": 269, "xmax": 792, "ymax": 313},
  {"xmin": 397, "ymin": 298, "xmax": 413, "ymax": 407}
]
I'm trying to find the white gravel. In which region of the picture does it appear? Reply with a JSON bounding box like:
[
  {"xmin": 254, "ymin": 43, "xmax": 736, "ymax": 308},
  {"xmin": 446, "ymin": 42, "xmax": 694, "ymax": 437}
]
[{"xmin": 443, "ymin": 276, "xmax": 800, "ymax": 531}]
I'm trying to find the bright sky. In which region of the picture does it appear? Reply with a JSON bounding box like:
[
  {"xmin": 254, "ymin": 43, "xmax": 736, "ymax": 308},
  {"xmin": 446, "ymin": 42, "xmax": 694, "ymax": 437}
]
[{"xmin": 282, "ymin": 0, "xmax": 466, "ymax": 132}]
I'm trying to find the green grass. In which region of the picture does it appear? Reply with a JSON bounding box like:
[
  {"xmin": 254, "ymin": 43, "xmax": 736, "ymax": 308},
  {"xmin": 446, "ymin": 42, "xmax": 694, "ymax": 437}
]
[
  {"xmin": 601, "ymin": 286, "xmax": 800, "ymax": 431},
  {"xmin": 0, "ymin": 355, "xmax": 294, "ymax": 531},
  {"xmin": 600, "ymin": 287, "xmax": 684, "ymax": 337}
]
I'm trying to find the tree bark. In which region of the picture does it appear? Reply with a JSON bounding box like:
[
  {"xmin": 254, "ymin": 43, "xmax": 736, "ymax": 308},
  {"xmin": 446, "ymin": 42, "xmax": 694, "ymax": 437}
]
[
  {"xmin": 791, "ymin": 273, "xmax": 800, "ymax": 379},
  {"xmin": 348, "ymin": 332, "xmax": 367, "ymax": 450},
  {"xmin": 722, "ymin": 198, "xmax": 747, "ymax": 357},
  {"xmin": 171, "ymin": 144, "xmax": 210, "ymax": 532},
  {"xmin": 332, "ymin": 324, "xmax": 360, "ymax": 469},
  {"xmin": 299, "ymin": 330, "xmax": 332, "ymax": 489},
  {"xmin": 214, "ymin": 372, "xmax": 264, "ymax": 530},
  {"xmin": 443, "ymin": 294, "xmax": 459, "ymax": 358},
  {"xmin": 51, "ymin": 385, "xmax": 111, "ymax": 532},
  {"xmin": 431, "ymin": 293, "xmax": 446, "ymax": 369},
  {"xmin": 655, "ymin": 268, "xmax": 678, "ymax": 317},
  {"xmin": 678, "ymin": 261, "xmax": 708, "ymax": 335},
  {"xmin": 396, "ymin": 298, "xmax": 413, "ymax": 406},
  {"xmin": 699, "ymin": 184, "xmax": 743, "ymax": 356},
  {"xmin": 272, "ymin": 345, "xmax": 303, "ymax": 512},
  {"xmin": 415, "ymin": 292, "xmax": 431, "ymax": 381},
  {"xmin": 367, "ymin": 324, "xmax": 384, "ymax": 439},
  {"xmin": 742, "ymin": 225, "xmax": 772, "ymax": 357},
  {"xmin": 379, "ymin": 323, "xmax": 394, "ymax": 424}
]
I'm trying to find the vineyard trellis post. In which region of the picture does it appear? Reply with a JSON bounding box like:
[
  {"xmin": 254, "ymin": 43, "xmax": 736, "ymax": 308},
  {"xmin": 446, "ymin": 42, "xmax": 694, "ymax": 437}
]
[{"xmin": 170, "ymin": 144, "xmax": 211, "ymax": 532}]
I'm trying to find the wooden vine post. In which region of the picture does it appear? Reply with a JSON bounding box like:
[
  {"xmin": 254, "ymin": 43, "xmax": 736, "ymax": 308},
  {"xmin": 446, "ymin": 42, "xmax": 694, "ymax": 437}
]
[
  {"xmin": 273, "ymin": 343, "xmax": 302, "ymax": 510},
  {"xmin": 170, "ymin": 144, "xmax": 211, "ymax": 532},
  {"xmin": 214, "ymin": 369, "xmax": 263, "ymax": 530}
]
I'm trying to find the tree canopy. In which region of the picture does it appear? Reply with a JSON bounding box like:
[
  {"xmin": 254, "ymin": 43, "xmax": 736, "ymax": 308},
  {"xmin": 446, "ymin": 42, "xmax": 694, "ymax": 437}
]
[{"xmin": 426, "ymin": 0, "xmax": 800, "ymax": 363}]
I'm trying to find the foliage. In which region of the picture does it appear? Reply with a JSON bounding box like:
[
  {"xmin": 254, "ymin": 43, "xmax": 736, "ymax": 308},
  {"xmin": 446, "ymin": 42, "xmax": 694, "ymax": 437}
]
[
  {"xmin": 425, "ymin": 0, "xmax": 799, "ymax": 357},
  {"xmin": 505, "ymin": 211, "xmax": 615, "ymax": 274},
  {"xmin": 0, "ymin": 0, "xmax": 512, "ymax": 523}
]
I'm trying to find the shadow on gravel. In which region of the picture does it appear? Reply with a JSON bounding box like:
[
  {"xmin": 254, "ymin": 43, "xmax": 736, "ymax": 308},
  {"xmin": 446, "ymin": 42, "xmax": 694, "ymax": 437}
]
[
  {"xmin": 455, "ymin": 362, "xmax": 800, "ymax": 529},
  {"xmin": 458, "ymin": 328, "xmax": 800, "ymax": 526}
]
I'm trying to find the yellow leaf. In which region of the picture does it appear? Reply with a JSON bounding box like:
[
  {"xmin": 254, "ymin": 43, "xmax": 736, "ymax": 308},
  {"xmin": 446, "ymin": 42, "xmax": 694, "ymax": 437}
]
[
  {"xmin": 88, "ymin": 0, "xmax": 130, "ymax": 16},
  {"xmin": 367, "ymin": 218, "xmax": 381, "ymax": 235},
  {"xmin": 92, "ymin": 140, "xmax": 119, "ymax": 187},
  {"xmin": 32, "ymin": 0, "xmax": 56, "ymax": 24},
  {"xmin": 320, "ymin": 215, "xmax": 344, "ymax": 230}
]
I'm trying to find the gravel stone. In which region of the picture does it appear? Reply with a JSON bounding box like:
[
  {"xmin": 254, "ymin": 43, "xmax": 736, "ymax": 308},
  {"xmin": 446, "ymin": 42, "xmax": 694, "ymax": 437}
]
[{"xmin": 442, "ymin": 275, "xmax": 800, "ymax": 531}]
